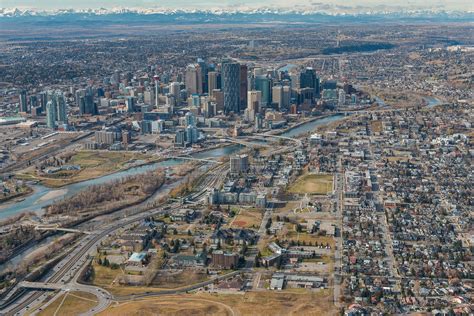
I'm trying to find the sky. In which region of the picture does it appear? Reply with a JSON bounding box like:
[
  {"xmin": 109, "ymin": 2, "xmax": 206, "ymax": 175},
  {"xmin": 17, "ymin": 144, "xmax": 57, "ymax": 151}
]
[{"xmin": 2, "ymin": 0, "xmax": 472, "ymax": 11}]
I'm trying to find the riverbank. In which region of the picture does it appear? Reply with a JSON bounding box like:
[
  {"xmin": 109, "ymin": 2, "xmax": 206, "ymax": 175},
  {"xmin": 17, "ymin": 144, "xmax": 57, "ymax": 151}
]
[
  {"xmin": 278, "ymin": 114, "xmax": 333, "ymax": 135},
  {"xmin": 0, "ymin": 184, "xmax": 33, "ymax": 204},
  {"xmin": 37, "ymin": 188, "xmax": 68, "ymax": 203},
  {"xmin": 16, "ymin": 153, "xmax": 165, "ymax": 189}
]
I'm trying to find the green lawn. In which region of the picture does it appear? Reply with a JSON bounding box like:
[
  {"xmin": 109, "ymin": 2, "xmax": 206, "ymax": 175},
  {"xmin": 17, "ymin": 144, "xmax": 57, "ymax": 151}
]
[{"xmin": 288, "ymin": 173, "xmax": 333, "ymax": 195}]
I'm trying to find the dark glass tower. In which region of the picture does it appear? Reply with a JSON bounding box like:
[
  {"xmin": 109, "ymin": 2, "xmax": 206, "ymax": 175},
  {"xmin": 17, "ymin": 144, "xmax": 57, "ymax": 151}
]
[{"xmin": 221, "ymin": 62, "xmax": 241, "ymax": 114}]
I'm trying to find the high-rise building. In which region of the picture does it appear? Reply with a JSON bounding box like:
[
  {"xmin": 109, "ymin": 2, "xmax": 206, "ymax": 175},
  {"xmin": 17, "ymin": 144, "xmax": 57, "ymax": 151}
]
[
  {"xmin": 213, "ymin": 89, "xmax": 224, "ymax": 113},
  {"xmin": 185, "ymin": 64, "xmax": 200, "ymax": 96},
  {"xmin": 186, "ymin": 125, "xmax": 199, "ymax": 144},
  {"xmin": 55, "ymin": 92, "xmax": 67, "ymax": 123},
  {"xmin": 39, "ymin": 91, "xmax": 48, "ymax": 112},
  {"xmin": 140, "ymin": 120, "xmax": 152, "ymax": 134},
  {"xmin": 299, "ymin": 67, "xmax": 320, "ymax": 97},
  {"xmin": 211, "ymin": 251, "xmax": 239, "ymax": 269},
  {"xmin": 230, "ymin": 154, "xmax": 249, "ymax": 174},
  {"xmin": 255, "ymin": 76, "xmax": 272, "ymax": 106},
  {"xmin": 240, "ymin": 64, "xmax": 248, "ymax": 111},
  {"xmin": 197, "ymin": 58, "xmax": 208, "ymax": 93},
  {"xmin": 282, "ymin": 86, "xmax": 291, "ymax": 111},
  {"xmin": 297, "ymin": 87, "xmax": 315, "ymax": 106},
  {"xmin": 338, "ymin": 89, "xmax": 346, "ymax": 106},
  {"xmin": 255, "ymin": 113, "xmax": 263, "ymax": 130},
  {"xmin": 46, "ymin": 101, "xmax": 57, "ymax": 129},
  {"xmin": 203, "ymin": 102, "xmax": 216, "ymax": 118},
  {"xmin": 30, "ymin": 95, "xmax": 38, "ymax": 109},
  {"xmin": 247, "ymin": 90, "xmax": 262, "ymax": 122},
  {"xmin": 144, "ymin": 90, "xmax": 155, "ymax": 105},
  {"xmin": 19, "ymin": 90, "xmax": 28, "ymax": 113},
  {"xmin": 79, "ymin": 93, "xmax": 97, "ymax": 115},
  {"xmin": 184, "ymin": 111, "xmax": 196, "ymax": 127},
  {"xmin": 95, "ymin": 130, "xmax": 120, "ymax": 145},
  {"xmin": 272, "ymin": 85, "xmax": 283, "ymax": 110},
  {"xmin": 97, "ymin": 87, "xmax": 105, "ymax": 97},
  {"xmin": 126, "ymin": 96, "xmax": 135, "ymax": 113},
  {"xmin": 221, "ymin": 62, "xmax": 241, "ymax": 114},
  {"xmin": 152, "ymin": 76, "xmax": 160, "ymax": 107},
  {"xmin": 170, "ymin": 82, "xmax": 181, "ymax": 102},
  {"xmin": 175, "ymin": 129, "xmax": 186, "ymax": 147},
  {"xmin": 208, "ymin": 72, "xmax": 218, "ymax": 96}
]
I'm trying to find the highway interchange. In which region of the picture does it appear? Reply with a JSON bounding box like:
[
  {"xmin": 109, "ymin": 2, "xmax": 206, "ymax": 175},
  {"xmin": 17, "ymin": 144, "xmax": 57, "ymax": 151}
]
[{"xmin": 0, "ymin": 159, "xmax": 231, "ymax": 315}]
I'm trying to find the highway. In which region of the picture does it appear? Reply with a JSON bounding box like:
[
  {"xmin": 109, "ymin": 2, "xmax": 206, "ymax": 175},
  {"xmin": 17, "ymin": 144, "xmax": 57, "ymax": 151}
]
[{"xmin": 1, "ymin": 160, "xmax": 228, "ymax": 315}]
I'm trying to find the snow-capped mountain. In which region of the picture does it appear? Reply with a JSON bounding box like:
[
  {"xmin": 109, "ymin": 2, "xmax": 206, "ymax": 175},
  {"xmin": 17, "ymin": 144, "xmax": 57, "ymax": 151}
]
[{"xmin": 0, "ymin": 7, "xmax": 471, "ymax": 20}]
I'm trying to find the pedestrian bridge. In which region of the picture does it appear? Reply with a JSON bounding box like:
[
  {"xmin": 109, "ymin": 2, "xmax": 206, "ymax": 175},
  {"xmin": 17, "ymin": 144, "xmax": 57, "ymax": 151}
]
[
  {"xmin": 34, "ymin": 225, "xmax": 92, "ymax": 235},
  {"xmin": 19, "ymin": 281, "xmax": 64, "ymax": 291},
  {"xmin": 168, "ymin": 155, "xmax": 221, "ymax": 163}
]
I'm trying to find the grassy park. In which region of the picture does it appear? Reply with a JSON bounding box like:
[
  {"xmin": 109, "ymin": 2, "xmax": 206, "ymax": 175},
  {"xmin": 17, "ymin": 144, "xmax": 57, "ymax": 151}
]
[
  {"xmin": 37, "ymin": 291, "xmax": 98, "ymax": 316},
  {"xmin": 288, "ymin": 173, "xmax": 333, "ymax": 195},
  {"xmin": 99, "ymin": 290, "xmax": 335, "ymax": 316}
]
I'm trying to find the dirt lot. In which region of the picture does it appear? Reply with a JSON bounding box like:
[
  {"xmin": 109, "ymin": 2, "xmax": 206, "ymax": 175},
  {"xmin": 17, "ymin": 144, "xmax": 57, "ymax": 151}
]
[{"xmin": 229, "ymin": 209, "xmax": 263, "ymax": 229}]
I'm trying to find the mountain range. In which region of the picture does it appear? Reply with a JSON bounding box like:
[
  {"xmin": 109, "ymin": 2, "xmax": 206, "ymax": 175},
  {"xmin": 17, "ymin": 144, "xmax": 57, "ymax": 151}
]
[{"xmin": 0, "ymin": 7, "xmax": 472, "ymax": 23}]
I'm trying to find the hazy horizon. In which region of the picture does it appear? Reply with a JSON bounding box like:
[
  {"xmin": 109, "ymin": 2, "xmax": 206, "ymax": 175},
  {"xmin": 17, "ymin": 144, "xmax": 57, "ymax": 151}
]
[{"xmin": 2, "ymin": 0, "xmax": 473, "ymax": 11}]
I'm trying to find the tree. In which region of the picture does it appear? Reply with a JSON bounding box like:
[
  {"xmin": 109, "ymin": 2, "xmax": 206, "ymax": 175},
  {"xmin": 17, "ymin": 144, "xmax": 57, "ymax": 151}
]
[
  {"xmin": 172, "ymin": 240, "xmax": 180, "ymax": 253},
  {"xmin": 296, "ymin": 224, "xmax": 303, "ymax": 233}
]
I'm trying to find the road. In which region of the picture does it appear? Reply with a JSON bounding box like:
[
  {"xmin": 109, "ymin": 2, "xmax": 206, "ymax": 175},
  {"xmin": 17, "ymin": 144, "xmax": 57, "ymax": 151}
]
[
  {"xmin": 1, "ymin": 160, "xmax": 228, "ymax": 315},
  {"xmin": 333, "ymin": 157, "xmax": 344, "ymax": 308},
  {"xmin": 367, "ymin": 133, "xmax": 401, "ymax": 285}
]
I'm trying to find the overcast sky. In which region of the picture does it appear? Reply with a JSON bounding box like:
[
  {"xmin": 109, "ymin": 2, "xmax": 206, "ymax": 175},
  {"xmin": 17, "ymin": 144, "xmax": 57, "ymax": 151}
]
[{"xmin": 3, "ymin": 0, "xmax": 472, "ymax": 11}]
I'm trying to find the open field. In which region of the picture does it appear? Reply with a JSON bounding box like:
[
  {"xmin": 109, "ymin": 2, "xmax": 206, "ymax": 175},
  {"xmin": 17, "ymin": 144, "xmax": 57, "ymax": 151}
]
[
  {"xmin": 152, "ymin": 270, "xmax": 209, "ymax": 288},
  {"xmin": 229, "ymin": 209, "xmax": 263, "ymax": 229},
  {"xmin": 90, "ymin": 263, "xmax": 209, "ymax": 296},
  {"xmin": 37, "ymin": 291, "xmax": 98, "ymax": 316},
  {"xmin": 18, "ymin": 150, "xmax": 156, "ymax": 187},
  {"xmin": 370, "ymin": 120, "xmax": 383, "ymax": 133},
  {"xmin": 99, "ymin": 290, "xmax": 336, "ymax": 316},
  {"xmin": 91, "ymin": 263, "xmax": 122, "ymax": 287},
  {"xmin": 285, "ymin": 231, "xmax": 335, "ymax": 247},
  {"xmin": 288, "ymin": 174, "xmax": 333, "ymax": 195}
]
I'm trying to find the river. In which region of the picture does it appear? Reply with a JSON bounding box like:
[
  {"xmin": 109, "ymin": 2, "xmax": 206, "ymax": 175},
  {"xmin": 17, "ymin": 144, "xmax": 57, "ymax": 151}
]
[
  {"xmin": 0, "ymin": 113, "xmax": 346, "ymax": 221},
  {"xmin": 277, "ymin": 63, "xmax": 297, "ymax": 72},
  {"xmin": 423, "ymin": 96, "xmax": 442, "ymax": 108},
  {"xmin": 0, "ymin": 145, "xmax": 244, "ymax": 220},
  {"xmin": 280, "ymin": 114, "xmax": 345, "ymax": 137},
  {"xmin": 0, "ymin": 113, "xmax": 347, "ymax": 270}
]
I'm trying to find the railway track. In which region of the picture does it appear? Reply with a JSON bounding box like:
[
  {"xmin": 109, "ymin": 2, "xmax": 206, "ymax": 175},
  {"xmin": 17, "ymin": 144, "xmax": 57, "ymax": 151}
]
[{"xmin": 2, "ymin": 161, "xmax": 227, "ymax": 315}]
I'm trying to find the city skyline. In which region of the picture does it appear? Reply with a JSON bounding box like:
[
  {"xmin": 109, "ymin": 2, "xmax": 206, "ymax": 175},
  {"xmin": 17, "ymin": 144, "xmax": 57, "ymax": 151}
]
[{"xmin": 0, "ymin": 0, "xmax": 472, "ymax": 314}]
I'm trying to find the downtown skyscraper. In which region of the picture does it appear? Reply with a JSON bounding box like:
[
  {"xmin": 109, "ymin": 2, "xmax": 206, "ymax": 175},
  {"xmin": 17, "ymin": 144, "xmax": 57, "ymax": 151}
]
[
  {"xmin": 46, "ymin": 100, "xmax": 57, "ymax": 129},
  {"xmin": 19, "ymin": 90, "xmax": 28, "ymax": 113},
  {"xmin": 221, "ymin": 62, "xmax": 241, "ymax": 114},
  {"xmin": 299, "ymin": 67, "xmax": 320, "ymax": 97}
]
